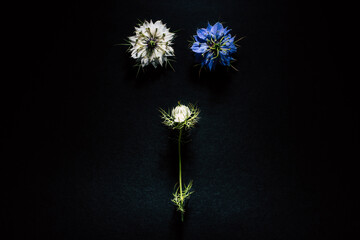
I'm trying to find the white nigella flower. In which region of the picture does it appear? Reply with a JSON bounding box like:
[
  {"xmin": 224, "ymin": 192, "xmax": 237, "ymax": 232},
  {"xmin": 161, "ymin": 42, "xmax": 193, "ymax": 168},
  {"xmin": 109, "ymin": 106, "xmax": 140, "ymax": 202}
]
[
  {"xmin": 128, "ymin": 20, "xmax": 175, "ymax": 69},
  {"xmin": 159, "ymin": 102, "xmax": 200, "ymax": 130},
  {"xmin": 172, "ymin": 105, "xmax": 191, "ymax": 123},
  {"xmin": 159, "ymin": 101, "xmax": 200, "ymax": 222}
]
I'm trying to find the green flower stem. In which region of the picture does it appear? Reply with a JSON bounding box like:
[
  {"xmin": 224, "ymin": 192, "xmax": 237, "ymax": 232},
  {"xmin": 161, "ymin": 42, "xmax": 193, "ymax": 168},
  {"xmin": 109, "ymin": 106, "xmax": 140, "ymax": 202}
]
[{"xmin": 178, "ymin": 128, "xmax": 184, "ymax": 222}]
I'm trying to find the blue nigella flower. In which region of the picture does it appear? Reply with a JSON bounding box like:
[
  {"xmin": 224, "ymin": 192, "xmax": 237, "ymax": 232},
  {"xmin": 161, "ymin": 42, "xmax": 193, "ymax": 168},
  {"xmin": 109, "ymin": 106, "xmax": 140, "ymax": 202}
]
[{"xmin": 191, "ymin": 22, "xmax": 238, "ymax": 71}]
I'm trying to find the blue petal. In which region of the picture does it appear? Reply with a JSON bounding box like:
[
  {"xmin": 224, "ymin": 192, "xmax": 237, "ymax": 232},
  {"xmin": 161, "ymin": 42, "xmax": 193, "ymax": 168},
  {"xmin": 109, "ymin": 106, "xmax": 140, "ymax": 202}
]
[
  {"xmin": 194, "ymin": 35, "xmax": 206, "ymax": 43},
  {"xmin": 204, "ymin": 52, "xmax": 217, "ymax": 70},
  {"xmin": 191, "ymin": 42, "xmax": 208, "ymax": 53},
  {"xmin": 222, "ymin": 27, "xmax": 231, "ymax": 36},
  {"xmin": 206, "ymin": 22, "xmax": 212, "ymax": 31},
  {"xmin": 210, "ymin": 22, "xmax": 224, "ymax": 38},
  {"xmin": 229, "ymin": 43, "xmax": 237, "ymax": 53},
  {"xmin": 220, "ymin": 49, "xmax": 227, "ymax": 56},
  {"xmin": 217, "ymin": 27, "xmax": 228, "ymax": 37},
  {"xmin": 203, "ymin": 52, "xmax": 211, "ymax": 63},
  {"xmin": 197, "ymin": 28, "xmax": 208, "ymax": 40},
  {"xmin": 208, "ymin": 59, "xmax": 214, "ymax": 70},
  {"xmin": 220, "ymin": 52, "xmax": 230, "ymax": 66}
]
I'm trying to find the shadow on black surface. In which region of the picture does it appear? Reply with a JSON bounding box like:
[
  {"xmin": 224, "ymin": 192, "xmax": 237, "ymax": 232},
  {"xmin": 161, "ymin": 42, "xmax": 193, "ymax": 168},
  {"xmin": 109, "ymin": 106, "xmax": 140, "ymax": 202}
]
[
  {"xmin": 121, "ymin": 54, "xmax": 175, "ymax": 87},
  {"xmin": 168, "ymin": 205, "xmax": 193, "ymax": 240},
  {"xmin": 187, "ymin": 63, "xmax": 238, "ymax": 97}
]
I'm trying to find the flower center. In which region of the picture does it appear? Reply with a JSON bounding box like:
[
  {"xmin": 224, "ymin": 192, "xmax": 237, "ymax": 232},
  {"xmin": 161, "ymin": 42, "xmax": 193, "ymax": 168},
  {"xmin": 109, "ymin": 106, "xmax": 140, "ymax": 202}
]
[
  {"xmin": 147, "ymin": 38, "xmax": 157, "ymax": 49},
  {"xmin": 208, "ymin": 39, "xmax": 222, "ymax": 58},
  {"xmin": 213, "ymin": 42, "xmax": 221, "ymax": 52}
]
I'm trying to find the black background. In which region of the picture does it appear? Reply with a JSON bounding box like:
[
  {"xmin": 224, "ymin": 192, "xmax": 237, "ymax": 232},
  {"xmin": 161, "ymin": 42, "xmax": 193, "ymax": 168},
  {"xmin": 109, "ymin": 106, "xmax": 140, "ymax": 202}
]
[{"xmin": 5, "ymin": 0, "xmax": 358, "ymax": 239}]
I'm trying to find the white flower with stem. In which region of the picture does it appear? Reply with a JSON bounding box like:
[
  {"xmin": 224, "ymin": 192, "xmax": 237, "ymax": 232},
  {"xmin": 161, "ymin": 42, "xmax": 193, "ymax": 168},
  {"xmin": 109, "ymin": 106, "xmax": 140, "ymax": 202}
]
[
  {"xmin": 159, "ymin": 102, "xmax": 200, "ymax": 221},
  {"xmin": 119, "ymin": 20, "xmax": 176, "ymax": 76}
]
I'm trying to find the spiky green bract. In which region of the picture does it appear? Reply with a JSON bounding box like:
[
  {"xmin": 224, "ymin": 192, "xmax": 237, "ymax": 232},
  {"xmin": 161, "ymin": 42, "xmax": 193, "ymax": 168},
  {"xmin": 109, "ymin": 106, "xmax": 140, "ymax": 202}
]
[
  {"xmin": 171, "ymin": 180, "xmax": 194, "ymax": 213},
  {"xmin": 159, "ymin": 102, "xmax": 200, "ymax": 130}
]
